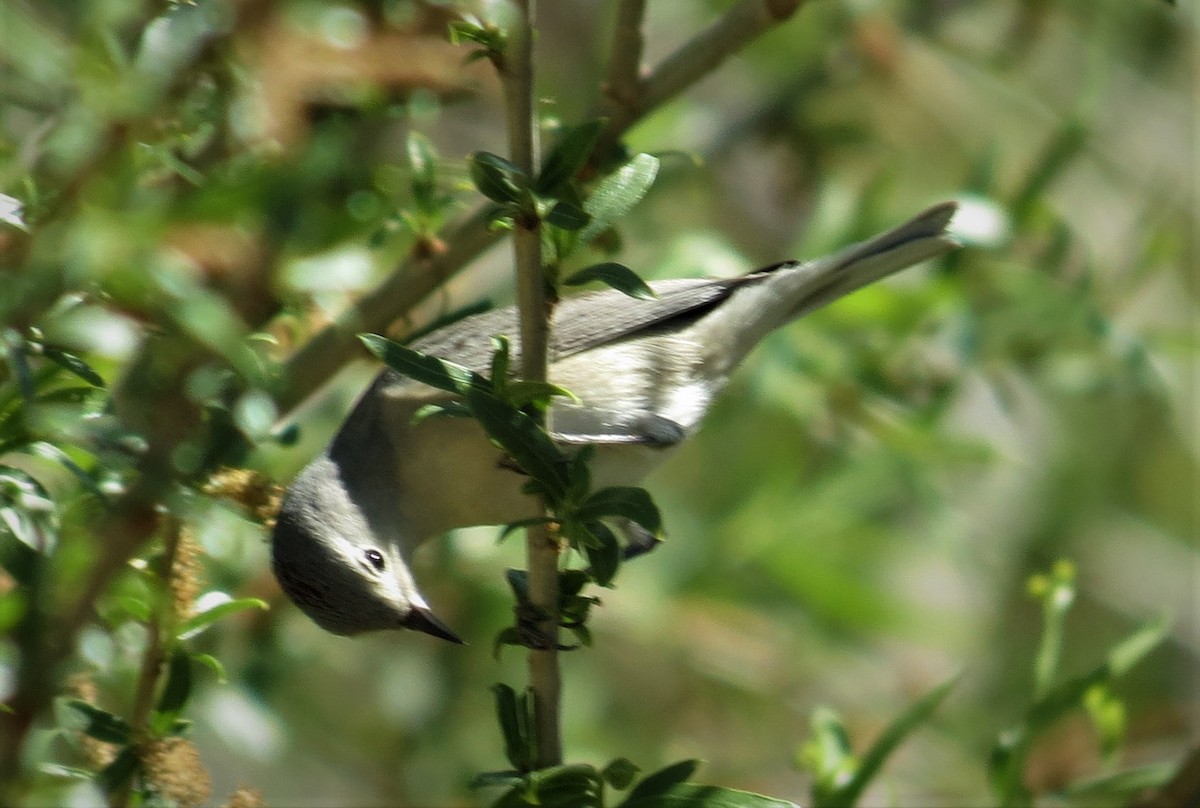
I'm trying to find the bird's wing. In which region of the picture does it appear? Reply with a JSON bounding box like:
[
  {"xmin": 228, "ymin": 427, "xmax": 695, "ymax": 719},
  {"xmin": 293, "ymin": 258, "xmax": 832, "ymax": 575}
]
[{"xmin": 406, "ymin": 275, "xmax": 766, "ymax": 372}]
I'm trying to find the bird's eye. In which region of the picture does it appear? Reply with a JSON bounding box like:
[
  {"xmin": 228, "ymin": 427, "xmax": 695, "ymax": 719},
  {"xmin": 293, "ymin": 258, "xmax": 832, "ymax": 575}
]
[{"xmin": 364, "ymin": 548, "xmax": 386, "ymax": 572}]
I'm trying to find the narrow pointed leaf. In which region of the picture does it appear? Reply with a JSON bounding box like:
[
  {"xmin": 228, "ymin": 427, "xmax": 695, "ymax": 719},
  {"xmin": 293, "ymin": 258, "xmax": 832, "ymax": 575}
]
[
  {"xmin": 178, "ymin": 596, "xmax": 268, "ymax": 640},
  {"xmin": 537, "ymin": 119, "xmax": 605, "ymax": 194},
  {"xmin": 833, "ymin": 675, "xmax": 959, "ymax": 807},
  {"xmin": 564, "ymin": 262, "xmax": 655, "ymax": 300},
  {"xmin": 360, "ymin": 333, "xmax": 490, "ymax": 396},
  {"xmin": 546, "ymin": 200, "xmax": 591, "ymax": 231},
  {"xmin": 574, "ymin": 487, "xmax": 662, "ymax": 534},
  {"xmin": 625, "ymin": 759, "xmax": 700, "ymax": 802},
  {"xmin": 621, "ymin": 784, "xmax": 798, "ymax": 807},
  {"xmin": 41, "ymin": 346, "xmax": 105, "ymax": 387},
  {"xmin": 155, "ymin": 647, "xmax": 192, "ymax": 716},
  {"xmin": 466, "ymin": 388, "xmax": 569, "ymax": 502},
  {"xmin": 65, "ymin": 700, "xmax": 131, "ymax": 744}
]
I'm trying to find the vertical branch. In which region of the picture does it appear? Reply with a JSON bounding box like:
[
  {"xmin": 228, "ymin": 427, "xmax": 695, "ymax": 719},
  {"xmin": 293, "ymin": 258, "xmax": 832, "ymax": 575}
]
[
  {"xmin": 111, "ymin": 516, "xmax": 181, "ymax": 808},
  {"xmin": 499, "ymin": 0, "xmax": 562, "ymax": 768},
  {"xmin": 603, "ymin": 0, "xmax": 647, "ymax": 115}
]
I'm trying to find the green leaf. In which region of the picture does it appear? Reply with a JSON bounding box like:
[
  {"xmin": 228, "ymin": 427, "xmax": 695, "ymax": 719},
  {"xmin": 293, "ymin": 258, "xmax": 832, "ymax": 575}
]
[
  {"xmin": 65, "ymin": 700, "xmax": 132, "ymax": 744},
  {"xmin": 96, "ymin": 746, "xmax": 139, "ymax": 794},
  {"xmin": 498, "ymin": 517, "xmax": 557, "ymax": 542},
  {"xmin": 407, "ymin": 131, "xmax": 439, "ymax": 212},
  {"xmin": 359, "ymin": 333, "xmax": 490, "ymax": 396},
  {"xmin": 537, "ymin": 119, "xmax": 605, "ymax": 194},
  {"xmin": 40, "ymin": 346, "xmax": 105, "ymax": 387},
  {"xmin": 470, "ymin": 769, "xmax": 524, "ymax": 790},
  {"xmin": 828, "ymin": 675, "xmax": 959, "ymax": 807},
  {"xmin": 579, "ymin": 521, "xmax": 620, "ymax": 587},
  {"xmin": 490, "ymin": 335, "xmax": 512, "ymax": 393},
  {"xmin": 191, "ymin": 652, "xmax": 227, "ymax": 683},
  {"xmin": 470, "ymin": 151, "xmax": 528, "ymax": 204},
  {"xmin": 579, "ymin": 153, "xmax": 659, "ymax": 243},
  {"xmin": 492, "ymin": 684, "xmax": 536, "ymax": 773},
  {"xmin": 545, "ymin": 200, "xmax": 591, "ymax": 231},
  {"xmin": 492, "ymin": 626, "xmax": 524, "ymax": 660},
  {"xmin": 505, "ymin": 380, "xmax": 578, "ymax": 410},
  {"xmin": 564, "ymin": 262, "xmax": 655, "ymax": 300},
  {"xmin": 528, "ymin": 764, "xmax": 604, "ymax": 807},
  {"xmin": 467, "ymin": 387, "xmax": 569, "ymax": 503},
  {"xmin": 23, "ymin": 441, "xmax": 105, "ymax": 499},
  {"xmin": 1056, "ymin": 762, "xmax": 1175, "ymax": 802},
  {"xmin": 1106, "ymin": 613, "xmax": 1169, "ymax": 677},
  {"xmin": 448, "ymin": 18, "xmax": 506, "ymax": 56},
  {"xmin": 603, "ymin": 757, "xmax": 641, "ymax": 790},
  {"xmin": 620, "ymin": 784, "xmax": 798, "ymax": 807},
  {"xmin": 800, "ymin": 707, "xmax": 855, "ymax": 803},
  {"xmin": 625, "ymin": 760, "xmax": 700, "ymax": 803},
  {"xmin": 178, "ymin": 596, "xmax": 268, "ymax": 640},
  {"xmin": 155, "ymin": 647, "xmax": 192, "ymax": 717},
  {"xmin": 573, "ymin": 487, "xmax": 662, "ymax": 534}
]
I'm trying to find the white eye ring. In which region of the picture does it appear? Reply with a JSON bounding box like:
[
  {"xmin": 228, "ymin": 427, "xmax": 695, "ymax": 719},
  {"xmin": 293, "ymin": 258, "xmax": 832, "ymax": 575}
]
[{"xmin": 364, "ymin": 548, "xmax": 386, "ymax": 572}]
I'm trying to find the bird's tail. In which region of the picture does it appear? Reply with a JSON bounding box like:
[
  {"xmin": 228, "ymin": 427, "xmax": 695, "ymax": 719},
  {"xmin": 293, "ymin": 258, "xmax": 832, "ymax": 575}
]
[{"xmin": 697, "ymin": 201, "xmax": 960, "ymax": 376}]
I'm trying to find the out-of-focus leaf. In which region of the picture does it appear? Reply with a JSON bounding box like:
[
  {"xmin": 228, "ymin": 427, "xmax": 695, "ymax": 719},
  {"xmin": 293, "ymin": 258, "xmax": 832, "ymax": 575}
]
[
  {"xmin": 191, "ymin": 652, "xmax": 228, "ymax": 683},
  {"xmin": 579, "ymin": 153, "xmax": 659, "ymax": 243},
  {"xmin": 64, "ymin": 700, "xmax": 131, "ymax": 744},
  {"xmin": 821, "ymin": 676, "xmax": 959, "ymax": 807},
  {"xmin": 155, "ymin": 647, "xmax": 192, "ymax": 717},
  {"xmin": 603, "ymin": 757, "xmax": 641, "ymax": 790},
  {"xmin": 178, "ymin": 596, "xmax": 268, "ymax": 640},
  {"xmin": 24, "ymin": 442, "xmax": 104, "ymax": 499},
  {"xmin": 39, "ymin": 346, "xmax": 104, "ymax": 387},
  {"xmin": 564, "ymin": 262, "xmax": 655, "ymax": 300},
  {"xmin": 1056, "ymin": 762, "xmax": 1175, "ymax": 802},
  {"xmin": 537, "ymin": 119, "xmax": 605, "ymax": 194},
  {"xmin": 407, "ymin": 131, "xmax": 439, "ymax": 212},
  {"xmin": 96, "ymin": 747, "xmax": 139, "ymax": 794},
  {"xmin": 621, "ymin": 784, "xmax": 799, "ymax": 807},
  {"xmin": 800, "ymin": 707, "xmax": 855, "ymax": 803},
  {"xmin": 624, "ymin": 759, "xmax": 700, "ymax": 803}
]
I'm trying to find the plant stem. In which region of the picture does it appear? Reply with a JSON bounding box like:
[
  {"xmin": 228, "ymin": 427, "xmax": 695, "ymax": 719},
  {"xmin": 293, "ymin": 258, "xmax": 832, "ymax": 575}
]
[
  {"xmin": 603, "ymin": 0, "xmax": 647, "ymax": 113},
  {"xmin": 501, "ymin": 0, "xmax": 562, "ymax": 769},
  {"xmin": 111, "ymin": 516, "xmax": 181, "ymax": 808}
]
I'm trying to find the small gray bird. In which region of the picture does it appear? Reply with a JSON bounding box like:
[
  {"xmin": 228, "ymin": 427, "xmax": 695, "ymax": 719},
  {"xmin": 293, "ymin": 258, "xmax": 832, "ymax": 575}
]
[{"xmin": 271, "ymin": 202, "xmax": 961, "ymax": 642}]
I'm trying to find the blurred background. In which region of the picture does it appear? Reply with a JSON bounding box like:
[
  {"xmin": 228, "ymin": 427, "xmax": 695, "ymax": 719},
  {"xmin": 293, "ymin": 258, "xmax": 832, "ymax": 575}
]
[{"xmin": 1, "ymin": 0, "xmax": 1195, "ymax": 805}]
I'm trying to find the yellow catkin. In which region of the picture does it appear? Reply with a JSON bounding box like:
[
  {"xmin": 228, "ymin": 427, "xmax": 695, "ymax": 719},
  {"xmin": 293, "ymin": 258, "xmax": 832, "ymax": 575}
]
[
  {"xmin": 67, "ymin": 673, "xmax": 116, "ymax": 770},
  {"xmin": 203, "ymin": 467, "xmax": 284, "ymax": 529},
  {"xmin": 170, "ymin": 525, "xmax": 204, "ymax": 620},
  {"xmin": 141, "ymin": 737, "xmax": 213, "ymax": 808},
  {"xmin": 224, "ymin": 784, "xmax": 267, "ymax": 808}
]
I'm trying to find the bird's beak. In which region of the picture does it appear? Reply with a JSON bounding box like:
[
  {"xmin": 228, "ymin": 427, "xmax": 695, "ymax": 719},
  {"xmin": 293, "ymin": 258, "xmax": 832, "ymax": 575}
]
[{"xmin": 402, "ymin": 606, "xmax": 465, "ymax": 644}]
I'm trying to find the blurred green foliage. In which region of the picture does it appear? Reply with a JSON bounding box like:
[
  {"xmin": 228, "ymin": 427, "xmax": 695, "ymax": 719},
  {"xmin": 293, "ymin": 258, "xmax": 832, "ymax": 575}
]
[{"xmin": 0, "ymin": 0, "xmax": 1194, "ymax": 806}]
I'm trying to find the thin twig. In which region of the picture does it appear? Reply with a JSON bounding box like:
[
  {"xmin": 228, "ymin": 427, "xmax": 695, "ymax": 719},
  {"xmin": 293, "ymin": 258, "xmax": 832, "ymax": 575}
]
[
  {"xmin": 602, "ymin": 0, "xmax": 648, "ymax": 115},
  {"xmin": 606, "ymin": 0, "xmax": 810, "ymax": 136},
  {"xmin": 500, "ymin": 0, "xmax": 563, "ymax": 769},
  {"xmin": 111, "ymin": 517, "xmax": 182, "ymax": 808}
]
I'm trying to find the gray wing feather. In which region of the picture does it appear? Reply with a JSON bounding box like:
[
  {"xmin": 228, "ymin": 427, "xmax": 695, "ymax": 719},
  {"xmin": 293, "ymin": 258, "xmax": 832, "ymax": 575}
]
[{"xmin": 408, "ymin": 276, "xmax": 757, "ymax": 372}]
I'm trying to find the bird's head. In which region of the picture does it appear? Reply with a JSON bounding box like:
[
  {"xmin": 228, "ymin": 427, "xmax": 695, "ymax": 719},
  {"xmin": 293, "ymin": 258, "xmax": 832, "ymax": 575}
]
[{"xmin": 270, "ymin": 455, "xmax": 463, "ymax": 643}]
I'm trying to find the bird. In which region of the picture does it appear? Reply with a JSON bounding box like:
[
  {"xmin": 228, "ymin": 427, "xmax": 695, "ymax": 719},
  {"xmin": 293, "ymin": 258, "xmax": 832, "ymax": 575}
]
[{"xmin": 271, "ymin": 202, "xmax": 961, "ymax": 642}]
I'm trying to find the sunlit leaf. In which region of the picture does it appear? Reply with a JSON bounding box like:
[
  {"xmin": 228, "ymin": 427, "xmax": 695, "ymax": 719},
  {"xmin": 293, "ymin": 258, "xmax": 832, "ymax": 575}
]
[
  {"xmin": 564, "ymin": 262, "xmax": 655, "ymax": 300},
  {"xmin": 178, "ymin": 596, "xmax": 268, "ymax": 640},
  {"xmin": 579, "ymin": 153, "xmax": 659, "ymax": 243}
]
